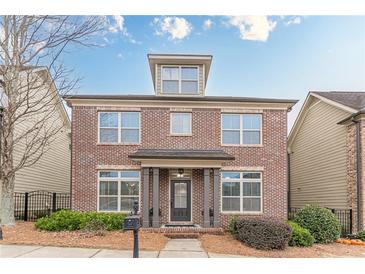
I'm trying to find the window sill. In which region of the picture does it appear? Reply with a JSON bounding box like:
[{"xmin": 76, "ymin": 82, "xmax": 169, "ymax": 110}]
[
  {"xmin": 221, "ymin": 144, "xmax": 263, "ymax": 148},
  {"xmin": 97, "ymin": 143, "xmax": 140, "ymax": 146},
  {"xmin": 221, "ymin": 211, "xmax": 263, "ymax": 215},
  {"xmin": 169, "ymin": 134, "xmax": 193, "ymax": 137}
]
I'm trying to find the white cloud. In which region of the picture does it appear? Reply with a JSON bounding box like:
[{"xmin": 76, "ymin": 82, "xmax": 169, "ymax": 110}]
[
  {"xmin": 108, "ymin": 15, "xmax": 139, "ymax": 44},
  {"xmin": 153, "ymin": 16, "xmax": 192, "ymax": 40},
  {"xmin": 203, "ymin": 19, "xmax": 213, "ymax": 30},
  {"xmin": 116, "ymin": 53, "xmax": 124, "ymax": 59},
  {"xmin": 226, "ymin": 16, "xmax": 277, "ymax": 42},
  {"xmin": 285, "ymin": 16, "xmax": 301, "ymax": 26}
]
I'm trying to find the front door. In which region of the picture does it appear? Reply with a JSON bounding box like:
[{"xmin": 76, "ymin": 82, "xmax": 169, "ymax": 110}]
[{"xmin": 170, "ymin": 180, "xmax": 191, "ymax": 222}]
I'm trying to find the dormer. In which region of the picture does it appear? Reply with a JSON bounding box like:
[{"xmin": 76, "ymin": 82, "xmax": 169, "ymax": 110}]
[{"xmin": 148, "ymin": 53, "xmax": 212, "ymax": 97}]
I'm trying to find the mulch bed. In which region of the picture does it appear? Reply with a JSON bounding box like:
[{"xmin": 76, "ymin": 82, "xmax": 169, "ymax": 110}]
[
  {"xmin": 1, "ymin": 221, "xmax": 169, "ymax": 251},
  {"xmin": 200, "ymin": 233, "xmax": 365, "ymax": 258}
]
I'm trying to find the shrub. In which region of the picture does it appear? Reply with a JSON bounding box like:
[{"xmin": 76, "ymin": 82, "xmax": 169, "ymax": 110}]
[
  {"xmin": 82, "ymin": 218, "xmax": 107, "ymax": 236},
  {"xmin": 35, "ymin": 210, "xmax": 127, "ymax": 232},
  {"xmin": 287, "ymin": 221, "xmax": 315, "ymax": 247},
  {"xmin": 235, "ymin": 217, "xmax": 292, "ymax": 250},
  {"xmin": 356, "ymin": 230, "xmax": 365, "ymax": 241},
  {"xmin": 294, "ymin": 205, "xmax": 341, "ymax": 243},
  {"xmin": 228, "ymin": 215, "xmax": 239, "ymax": 235}
]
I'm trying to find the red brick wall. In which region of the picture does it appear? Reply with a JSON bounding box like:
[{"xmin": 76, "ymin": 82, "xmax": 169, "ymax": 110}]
[{"xmin": 71, "ymin": 105, "xmax": 288, "ymax": 228}]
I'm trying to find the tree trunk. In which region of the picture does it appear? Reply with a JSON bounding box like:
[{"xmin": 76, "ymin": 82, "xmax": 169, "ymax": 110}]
[{"xmin": 0, "ymin": 175, "xmax": 15, "ymax": 225}]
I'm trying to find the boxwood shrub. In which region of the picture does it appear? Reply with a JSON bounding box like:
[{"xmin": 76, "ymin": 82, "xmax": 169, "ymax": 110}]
[
  {"xmin": 35, "ymin": 210, "xmax": 127, "ymax": 232},
  {"xmin": 294, "ymin": 205, "xmax": 341, "ymax": 243},
  {"xmin": 287, "ymin": 221, "xmax": 315, "ymax": 247},
  {"xmin": 235, "ymin": 217, "xmax": 292, "ymax": 250}
]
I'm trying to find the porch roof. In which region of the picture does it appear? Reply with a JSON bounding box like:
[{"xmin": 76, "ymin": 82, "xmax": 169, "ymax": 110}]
[{"xmin": 128, "ymin": 149, "xmax": 235, "ymax": 161}]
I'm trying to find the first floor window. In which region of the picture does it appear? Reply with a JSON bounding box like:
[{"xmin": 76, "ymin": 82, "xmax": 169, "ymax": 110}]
[
  {"xmin": 221, "ymin": 171, "xmax": 262, "ymax": 213},
  {"xmin": 98, "ymin": 170, "xmax": 140, "ymax": 212}
]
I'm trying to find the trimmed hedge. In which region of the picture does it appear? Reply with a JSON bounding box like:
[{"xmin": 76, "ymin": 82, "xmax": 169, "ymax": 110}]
[
  {"xmin": 287, "ymin": 221, "xmax": 315, "ymax": 247},
  {"xmin": 228, "ymin": 215, "xmax": 239, "ymax": 235},
  {"xmin": 294, "ymin": 205, "xmax": 341, "ymax": 243},
  {"xmin": 356, "ymin": 230, "xmax": 365, "ymax": 241},
  {"xmin": 235, "ymin": 217, "xmax": 292, "ymax": 250},
  {"xmin": 35, "ymin": 210, "xmax": 127, "ymax": 232}
]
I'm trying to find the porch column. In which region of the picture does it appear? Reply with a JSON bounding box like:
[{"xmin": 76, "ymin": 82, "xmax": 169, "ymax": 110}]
[
  {"xmin": 213, "ymin": 168, "xmax": 220, "ymax": 227},
  {"xmin": 152, "ymin": 168, "xmax": 160, "ymax": 228},
  {"xmin": 203, "ymin": 168, "xmax": 210, "ymax": 228},
  {"xmin": 142, "ymin": 167, "xmax": 150, "ymax": 228}
]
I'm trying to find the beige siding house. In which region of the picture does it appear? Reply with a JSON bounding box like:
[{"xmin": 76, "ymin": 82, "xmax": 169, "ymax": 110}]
[{"xmin": 288, "ymin": 91, "xmax": 365, "ymax": 232}]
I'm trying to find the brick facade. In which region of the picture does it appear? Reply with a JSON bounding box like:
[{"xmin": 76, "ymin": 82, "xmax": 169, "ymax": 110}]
[{"xmin": 71, "ymin": 105, "xmax": 288, "ymax": 228}]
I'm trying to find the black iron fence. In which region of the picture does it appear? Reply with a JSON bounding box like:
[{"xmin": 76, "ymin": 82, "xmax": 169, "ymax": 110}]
[
  {"xmin": 288, "ymin": 207, "xmax": 352, "ymax": 236},
  {"xmin": 14, "ymin": 191, "xmax": 70, "ymax": 221}
]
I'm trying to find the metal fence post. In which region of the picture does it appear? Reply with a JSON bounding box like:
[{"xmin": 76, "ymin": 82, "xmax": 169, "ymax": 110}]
[
  {"xmin": 349, "ymin": 209, "xmax": 353, "ymax": 234},
  {"xmin": 52, "ymin": 193, "xmax": 57, "ymax": 212},
  {"xmin": 24, "ymin": 192, "xmax": 29, "ymax": 221}
]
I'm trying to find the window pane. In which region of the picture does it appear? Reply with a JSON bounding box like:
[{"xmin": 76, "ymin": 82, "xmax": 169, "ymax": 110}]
[
  {"xmin": 181, "ymin": 81, "xmax": 198, "ymax": 94},
  {"xmin": 242, "ymin": 182, "xmax": 251, "ymax": 196},
  {"xmin": 243, "ymin": 131, "xmax": 260, "ymax": 145},
  {"xmin": 222, "ymin": 114, "xmax": 240, "ymax": 129},
  {"xmin": 242, "ymin": 173, "xmax": 261, "ymax": 179},
  {"xmin": 251, "ymin": 182, "xmax": 261, "ymax": 196},
  {"xmin": 99, "ymin": 171, "xmax": 119, "ymax": 178},
  {"xmin": 163, "ymin": 80, "xmax": 179, "ymax": 93},
  {"xmin": 222, "ymin": 172, "xmax": 240, "ymax": 179},
  {"xmin": 99, "ymin": 197, "xmax": 118, "ymax": 211},
  {"xmin": 222, "ymin": 182, "xmax": 240, "ymax": 196},
  {"xmin": 243, "ymin": 198, "xmax": 261, "ymax": 211},
  {"xmin": 181, "ymin": 67, "xmax": 198, "ymax": 80},
  {"xmin": 99, "ymin": 181, "xmax": 118, "ymax": 195},
  {"xmin": 222, "ymin": 197, "xmax": 240, "ymax": 211},
  {"xmin": 162, "ymin": 67, "xmax": 179, "ymax": 80},
  {"xmin": 121, "ymin": 181, "xmax": 139, "ymax": 196},
  {"xmin": 100, "ymin": 128, "xmax": 118, "ymax": 143},
  {"xmin": 100, "ymin": 113, "xmax": 118, "ymax": 127},
  {"xmin": 121, "ymin": 197, "xmax": 139, "ymax": 211},
  {"xmin": 222, "ymin": 130, "xmax": 240, "ymax": 144},
  {"xmin": 121, "ymin": 171, "xmax": 140, "ymax": 178},
  {"xmin": 243, "ymin": 114, "xmax": 261, "ymax": 130},
  {"xmin": 121, "ymin": 129, "xmax": 139, "ymax": 143},
  {"xmin": 171, "ymin": 113, "xmax": 191, "ymax": 134},
  {"xmin": 121, "ymin": 112, "xmax": 139, "ymax": 128},
  {"xmin": 174, "ymin": 182, "xmax": 187, "ymax": 208}
]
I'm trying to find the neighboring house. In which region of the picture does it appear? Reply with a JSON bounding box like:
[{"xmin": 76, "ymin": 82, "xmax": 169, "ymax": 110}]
[
  {"xmin": 0, "ymin": 67, "xmax": 71, "ymax": 202},
  {"xmin": 64, "ymin": 53, "xmax": 297, "ymax": 229},
  {"xmin": 288, "ymin": 91, "xmax": 365, "ymax": 232}
]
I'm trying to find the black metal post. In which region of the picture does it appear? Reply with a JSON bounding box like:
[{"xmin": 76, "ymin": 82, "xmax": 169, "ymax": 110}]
[
  {"xmin": 0, "ymin": 226, "xmax": 3, "ymax": 240},
  {"xmin": 350, "ymin": 209, "xmax": 353, "ymax": 235},
  {"xmin": 52, "ymin": 192, "xmax": 57, "ymax": 212},
  {"xmin": 133, "ymin": 228, "xmax": 139, "ymax": 258},
  {"xmin": 24, "ymin": 192, "xmax": 29, "ymax": 221}
]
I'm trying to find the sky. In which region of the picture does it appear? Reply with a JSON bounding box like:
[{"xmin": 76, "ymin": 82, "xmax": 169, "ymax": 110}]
[{"xmin": 62, "ymin": 16, "xmax": 365, "ymax": 129}]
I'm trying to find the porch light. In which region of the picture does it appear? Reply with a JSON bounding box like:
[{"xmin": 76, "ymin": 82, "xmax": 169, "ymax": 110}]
[{"xmin": 177, "ymin": 168, "xmax": 184, "ymax": 178}]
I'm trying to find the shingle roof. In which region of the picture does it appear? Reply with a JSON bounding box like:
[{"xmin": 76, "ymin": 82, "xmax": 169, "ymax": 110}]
[
  {"xmin": 129, "ymin": 149, "xmax": 235, "ymax": 161},
  {"xmin": 312, "ymin": 91, "xmax": 365, "ymax": 111}
]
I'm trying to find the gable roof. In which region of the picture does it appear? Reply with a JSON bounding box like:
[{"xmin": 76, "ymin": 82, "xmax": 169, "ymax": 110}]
[{"xmin": 288, "ymin": 91, "xmax": 365, "ymax": 147}]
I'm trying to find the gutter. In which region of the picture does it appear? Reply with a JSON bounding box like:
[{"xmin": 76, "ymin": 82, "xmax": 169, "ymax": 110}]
[{"xmin": 352, "ymin": 117, "xmax": 362, "ymax": 231}]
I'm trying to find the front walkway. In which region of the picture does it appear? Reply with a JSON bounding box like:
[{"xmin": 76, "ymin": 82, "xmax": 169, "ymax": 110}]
[{"xmin": 0, "ymin": 239, "xmax": 246, "ymax": 258}]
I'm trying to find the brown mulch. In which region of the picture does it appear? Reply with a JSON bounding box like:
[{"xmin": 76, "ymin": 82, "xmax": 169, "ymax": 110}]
[
  {"xmin": 200, "ymin": 233, "xmax": 365, "ymax": 258},
  {"xmin": 1, "ymin": 222, "xmax": 169, "ymax": 251}
]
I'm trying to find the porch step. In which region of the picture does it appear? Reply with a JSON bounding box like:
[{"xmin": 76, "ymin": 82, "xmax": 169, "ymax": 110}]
[{"xmin": 141, "ymin": 227, "xmax": 224, "ymax": 237}]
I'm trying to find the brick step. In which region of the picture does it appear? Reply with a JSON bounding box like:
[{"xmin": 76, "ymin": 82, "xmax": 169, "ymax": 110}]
[
  {"xmin": 164, "ymin": 233, "xmax": 200, "ymax": 239},
  {"xmin": 141, "ymin": 227, "xmax": 224, "ymax": 235}
]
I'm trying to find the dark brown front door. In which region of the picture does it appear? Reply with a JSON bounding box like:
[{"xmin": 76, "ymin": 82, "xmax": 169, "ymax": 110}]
[{"xmin": 170, "ymin": 180, "xmax": 191, "ymax": 222}]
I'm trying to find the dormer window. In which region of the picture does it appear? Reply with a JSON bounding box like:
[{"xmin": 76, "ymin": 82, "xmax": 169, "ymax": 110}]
[{"xmin": 162, "ymin": 66, "xmax": 198, "ymax": 94}]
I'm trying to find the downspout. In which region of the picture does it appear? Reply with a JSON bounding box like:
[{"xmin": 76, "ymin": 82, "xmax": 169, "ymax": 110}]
[
  {"xmin": 352, "ymin": 117, "xmax": 362, "ymax": 231},
  {"xmin": 287, "ymin": 151, "xmax": 291, "ymax": 212}
]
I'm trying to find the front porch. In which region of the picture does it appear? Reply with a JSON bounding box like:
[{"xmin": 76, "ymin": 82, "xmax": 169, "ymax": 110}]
[{"xmin": 128, "ymin": 149, "xmax": 235, "ymax": 229}]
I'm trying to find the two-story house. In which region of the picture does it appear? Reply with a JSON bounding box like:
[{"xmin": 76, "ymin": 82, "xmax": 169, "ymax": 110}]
[{"xmin": 64, "ymin": 54, "xmax": 297, "ymax": 230}]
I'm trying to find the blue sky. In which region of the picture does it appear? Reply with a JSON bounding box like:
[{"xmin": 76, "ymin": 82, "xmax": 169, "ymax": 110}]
[{"xmin": 63, "ymin": 16, "xmax": 365, "ymax": 128}]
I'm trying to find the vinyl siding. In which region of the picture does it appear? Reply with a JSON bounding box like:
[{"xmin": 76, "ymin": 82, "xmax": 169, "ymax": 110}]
[{"xmin": 289, "ymin": 98, "xmax": 350, "ymax": 209}]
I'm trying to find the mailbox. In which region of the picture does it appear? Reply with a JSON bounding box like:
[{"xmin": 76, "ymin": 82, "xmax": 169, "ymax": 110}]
[{"xmin": 124, "ymin": 215, "xmax": 140, "ymax": 231}]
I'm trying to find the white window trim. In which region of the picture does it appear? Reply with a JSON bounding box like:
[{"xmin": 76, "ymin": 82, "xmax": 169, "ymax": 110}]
[
  {"xmin": 170, "ymin": 112, "xmax": 192, "ymax": 136},
  {"xmin": 161, "ymin": 65, "xmax": 199, "ymax": 95},
  {"xmin": 97, "ymin": 170, "xmax": 141, "ymax": 213},
  {"xmin": 98, "ymin": 112, "xmax": 141, "ymax": 145},
  {"xmin": 221, "ymin": 113, "xmax": 263, "ymax": 146},
  {"xmin": 220, "ymin": 171, "xmax": 263, "ymax": 214}
]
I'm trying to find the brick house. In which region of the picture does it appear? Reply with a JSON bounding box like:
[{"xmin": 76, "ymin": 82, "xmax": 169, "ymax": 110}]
[
  {"xmin": 288, "ymin": 91, "xmax": 365, "ymax": 233},
  {"xmin": 64, "ymin": 54, "xmax": 297, "ymax": 229}
]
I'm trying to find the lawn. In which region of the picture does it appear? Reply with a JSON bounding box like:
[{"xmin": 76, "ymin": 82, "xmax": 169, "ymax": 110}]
[
  {"xmin": 1, "ymin": 222, "xmax": 168, "ymax": 251},
  {"xmin": 200, "ymin": 234, "xmax": 365, "ymax": 258}
]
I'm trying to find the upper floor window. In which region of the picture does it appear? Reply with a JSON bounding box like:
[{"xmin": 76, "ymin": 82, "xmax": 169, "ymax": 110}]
[
  {"xmin": 170, "ymin": 112, "xmax": 192, "ymax": 135},
  {"xmin": 99, "ymin": 112, "xmax": 140, "ymax": 144},
  {"xmin": 162, "ymin": 66, "xmax": 198, "ymax": 94},
  {"xmin": 221, "ymin": 114, "xmax": 262, "ymax": 145}
]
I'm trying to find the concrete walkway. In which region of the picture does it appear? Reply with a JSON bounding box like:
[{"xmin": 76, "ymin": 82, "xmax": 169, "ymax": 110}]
[{"xmin": 0, "ymin": 239, "xmax": 246, "ymax": 258}]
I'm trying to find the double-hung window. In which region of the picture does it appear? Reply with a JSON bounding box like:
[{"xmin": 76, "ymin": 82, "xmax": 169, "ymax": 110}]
[
  {"xmin": 162, "ymin": 66, "xmax": 198, "ymax": 94},
  {"xmin": 99, "ymin": 112, "xmax": 140, "ymax": 144},
  {"xmin": 170, "ymin": 112, "xmax": 192, "ymax": 135},
  {"xmin": 221, "ymin": 171, "xmax": 262, "ymax": 213},
  {"xmin": 221, "ymin": 114, "xmax": 262, "ymax": 145},
  {"xmin": 98, "ymin": 171, "xmax": 140, "ymax": 212}
]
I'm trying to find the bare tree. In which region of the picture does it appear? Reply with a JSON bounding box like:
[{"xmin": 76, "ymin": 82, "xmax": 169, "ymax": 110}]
[{"xmin": 0, "ymin": 16, "xmax": 105, "ymax": 225}]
